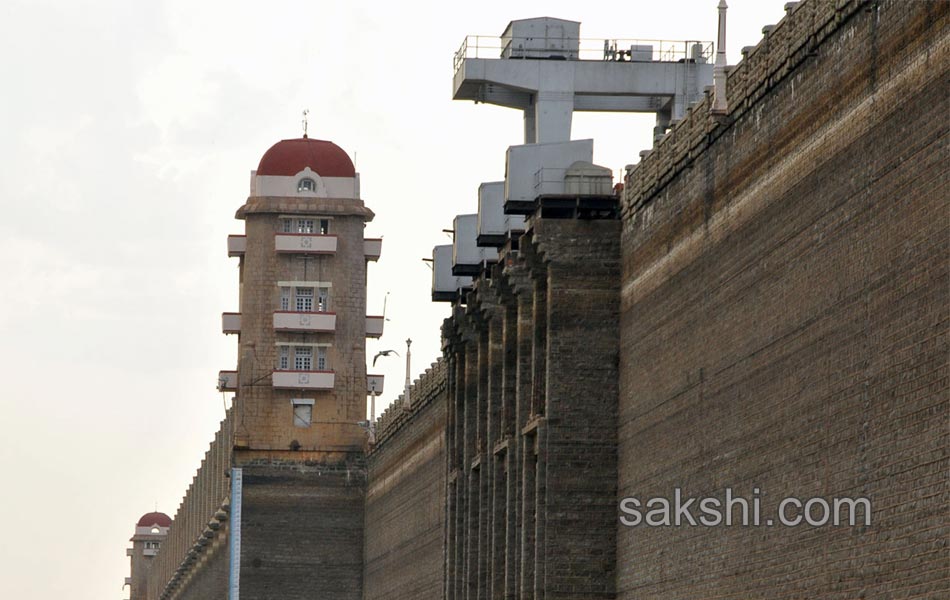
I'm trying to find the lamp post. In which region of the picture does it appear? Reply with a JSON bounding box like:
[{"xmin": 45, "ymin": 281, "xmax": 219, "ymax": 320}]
[{"xmin": 712, "ymin": 0, "xmax": 729, "ymax": 114}]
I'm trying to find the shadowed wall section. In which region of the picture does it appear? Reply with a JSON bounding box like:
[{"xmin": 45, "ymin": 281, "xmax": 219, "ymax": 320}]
[
  {"xmin": 364, "ymin": 360, "xmax": 448, "ymax": 599},
  {"xmin": 618, "ymin": 0, "xmax": 949, "ymax": 597}
]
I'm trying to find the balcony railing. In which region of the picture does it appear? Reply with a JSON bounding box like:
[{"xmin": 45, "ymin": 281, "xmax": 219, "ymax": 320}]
[
  {"xmin": 275, "ymin": 233, "xmax": 337, "ymax": 254},
  {"xmin": 222, "ymin": 312, "xmax": 241, "ymax": 334},
  {"xmin": 272, "ymin": 370, "xmax": 335, "ymax": 390},
  {"xmin": 367, "ymin": 374, "xmax": 384, "ymax": 395},
  {"xmin": 366, "ymin": 315, "xmax": 384, "ymax": 338},
  {"xmin": 227, "ymin": 235, "xmax": 246, "ymax": 257},
  {"xmin": 218, "ymin": 370, "xmax": 237, "ymax": 392},
  {"xmin": 364, "ymin": 238, "xmax": 382, "ymax": 261},
  {"xmin": 273, "ymin": 311, "xmax": 336, "ymax": 333},
  {"xmin": 454, "ymin": 35, "xmax": 713, "ymax": 73}
]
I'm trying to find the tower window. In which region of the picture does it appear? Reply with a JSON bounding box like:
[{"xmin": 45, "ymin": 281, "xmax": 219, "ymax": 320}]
[
  {"xmin": 292, "ymin": 399, "xmax": 314, "ymax": 427},
  {"xmin": 281, "ymin": 218, "xmax": 329, "ymax": 234},
  {"xmin": 317, "ymin": 287, "xmax": 329, "ymax": 312},
  {"xmin": 280, "ymin": 286, "xmax": 329, "ymax": 312},
  {"xmin": 280, "ymin": 287, "xmax": 291, "ymax": 311},
  {"xmin": 277, "ymin": 345, "xmax": 329, "ymax": 371},
  {"xmin": 295, "ymin": 287, "xmax": 314, "ymax": 312},
  {"xmin": 294, "ymin": 347, "xmax": 312, "ymax": 370},
  {"xmin": 317, "ymin": 347, "xmax": 327, "ymax": 371},
  {"xmin": 297, "ymin": 178, "xmax": 316, "ymax": 192}
]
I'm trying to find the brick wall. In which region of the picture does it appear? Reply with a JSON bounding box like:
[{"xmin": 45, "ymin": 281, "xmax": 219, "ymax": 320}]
[
  {"xmin": 618, "ymin": 0, "xmax": 949, "ymax": 597},
  {"xmin": 239, "ymin": 459, "xmax": 367, "ymax": 599},
  {"xmin": 364, "ymin": 361, "xmax": 448, "ymax": 599}
]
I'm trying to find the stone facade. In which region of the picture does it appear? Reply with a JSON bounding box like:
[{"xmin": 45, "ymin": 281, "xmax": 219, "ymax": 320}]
[
  {"xmin": 364, "ymin": 361, "xmax": 448, "ymax": 599},
  {"xmin": 130, "ymin": 0, "xmax": 948, "ymax": 597},
  {"xmin": 442, "ymin": 215, "xmax": 622, "ymax": 599},
  {"xmin": 617, "ymin": 0, "xmax": 948, "ymax": 597}
]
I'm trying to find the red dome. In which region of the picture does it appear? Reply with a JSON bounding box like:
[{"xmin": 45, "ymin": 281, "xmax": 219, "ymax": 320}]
[
  {"xmin": 137, "ymin": 512, "xmax": 172, "ymax": 528},
  {"xmin": 256, "ymin": 137, "xmax": 356, "ymax": 178}
]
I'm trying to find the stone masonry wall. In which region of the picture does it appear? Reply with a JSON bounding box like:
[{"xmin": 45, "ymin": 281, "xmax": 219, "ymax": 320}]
[
  {"xmin": 239, "ymin": 458, "xmax": 367, "ymax": 600},
  {"xmin": 364, "ymin": 360, "xmax": 448, "ymax": 600},
  {"xmin": 618, "ymin": 0, "xmax": 948, "ymax": 597}
]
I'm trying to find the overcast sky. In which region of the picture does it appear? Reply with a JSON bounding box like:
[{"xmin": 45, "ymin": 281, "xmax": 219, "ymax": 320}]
[{"xmin": 0, "ymin": 0, "xmax": 788, "ymax": 597}]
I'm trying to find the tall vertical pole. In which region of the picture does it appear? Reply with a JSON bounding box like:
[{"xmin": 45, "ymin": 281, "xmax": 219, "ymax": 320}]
[
  {"xmin": 369, "ymin": 388, "xmax": 377, "ymax": 444},
  {"xmin": 712, "ymin": 0, "xmax": 729, "ymax": 114},
  {"xmin": 228, "ymin": 467, "xmax": 243, "ymax": 600},
  {"xmin": 404, "ymin": 338, "xmax": 413, "ymax": 408}
]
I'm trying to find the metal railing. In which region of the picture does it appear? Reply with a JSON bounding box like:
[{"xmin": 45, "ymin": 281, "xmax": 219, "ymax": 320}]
[
  {"xmin": 454, "ymin": 35, "xmax": 714, "ymax": 72},
  {"xmin": 534, "ymin": 167, "xmax": 569, "ymax": 195}
]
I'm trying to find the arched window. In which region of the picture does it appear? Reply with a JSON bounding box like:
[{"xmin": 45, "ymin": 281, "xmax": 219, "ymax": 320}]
[{"xmin": 297, "ymin": 178, "xmax": 316, "ymax": 192}]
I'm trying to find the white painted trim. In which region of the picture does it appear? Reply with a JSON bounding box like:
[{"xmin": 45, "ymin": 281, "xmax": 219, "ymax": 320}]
[
  {"xmin": 290, "ymin": 398, "xmax": 315, "ymax": 405},
  {"xmin": 274, "ymin": 342, "xmax": 332, "ymax": 348}
]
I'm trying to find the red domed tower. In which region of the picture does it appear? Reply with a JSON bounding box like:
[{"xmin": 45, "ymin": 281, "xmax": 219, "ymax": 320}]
[
  {"xmin": 126, "ymin": 512, "xmax": 171, "ymax": 599},
  {"xmin": 218, "ymin": 133, "xmax": 381, "ymax": 598}
]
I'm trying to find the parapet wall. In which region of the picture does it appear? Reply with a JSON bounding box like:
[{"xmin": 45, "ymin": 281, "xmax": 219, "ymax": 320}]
[
  {"xmin": 364, "ymin": 359, "xmax": 448, "ymax": 599},
  {"xmin": 147, "ymin": 413, "xmax": 233, "ymax": 600},
  {"xmin": 618, "ymin": 0, "xmax": 948, "ymax": 597}
]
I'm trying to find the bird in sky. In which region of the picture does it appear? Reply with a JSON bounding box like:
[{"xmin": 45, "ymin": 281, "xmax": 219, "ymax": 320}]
[{"xmin": 373, "ymin": 350, "xmax": 399, "ymax": 366}]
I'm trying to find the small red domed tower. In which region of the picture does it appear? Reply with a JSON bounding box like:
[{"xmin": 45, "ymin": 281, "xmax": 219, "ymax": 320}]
[{"xmin": 126, "ymin": 512, "xmax": 171, "ymax": 599}]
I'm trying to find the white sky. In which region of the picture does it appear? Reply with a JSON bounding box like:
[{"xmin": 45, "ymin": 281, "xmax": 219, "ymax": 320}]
[{"xmin": 0, "ymin": 0, "xmax": 788, "ymax": 597}]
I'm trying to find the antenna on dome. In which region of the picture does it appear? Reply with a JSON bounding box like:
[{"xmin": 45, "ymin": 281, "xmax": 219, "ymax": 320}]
[{"xmin": 301, "ymin": 109, "xmax": 310, "ymax": 138}]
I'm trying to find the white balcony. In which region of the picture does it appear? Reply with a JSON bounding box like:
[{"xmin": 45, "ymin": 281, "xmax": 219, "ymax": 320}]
[
  {"xmin": 452, "ymin": 214, "xmax": 494, "ymax": 276},
  {"xmin": 272, "ymin": 370, "xmax": 335, "ymax": 390},
  {"xmin": 273, "ymin": 311, "xmax": 336, "ymax": 333},
  {"xmin": 364, "ymin": 238, "xmax": 382, "ymax": 261},
  {"xmin": 432, "ymin": 244, "xmax": 473, "ymax": 302},
  {"xmin": 218, "ymin": 371, "xmax": 237, "ymax": 392},
  {"xmin": 367, "ymin": 374, "xmax": 384, "ymax": 395},
  {"xmin": 275, "ymin": 233, "xmax": 337, "ymax": 254},
  {"xmin": 505, "ymin": 140, "xmax": 594, "ymax": 213},
  {"xmin": 228, "ymin": 235, "xmax": 246, "ymax": 257},
  {"xmin": 144, "ymin": 548, "xmax": 159, "ymax": 557},
  {"xmin": 478, "ymin": 181, "xmax": 525, "ymax": 247},
  {"xmin": 222, "ymin": 312, "xmax": 241, "ymax": 334},
  {"xmin": 126, "ymin": 548, "xmax": 133, "ymax": 557},
  {"xmin": 366, "ymin": 315, "xmax": 384, "ymax": 338}
]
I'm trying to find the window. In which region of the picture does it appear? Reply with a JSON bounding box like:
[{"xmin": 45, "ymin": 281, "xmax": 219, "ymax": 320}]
[
  {"xmin": 280, "ymin": 287, "xmax": 291, "ymax": 311},
  {"xmin": 297, "ymin": 178, "xmax": 316, "ymax": 192},
  {"xmin": 294, "ymin": 347, "xmax": 312, "ymax": 370},
  {"xmin": 145, "ymin": 541, "xmax": 161, "ymax": 550},
  {"xmin": 292, "ymin": 399, "xmax": 314, "ymax": 427},
  {"xmin": 317, "ymin": 287, "xmax": 329, "ymax": 312},
  {"xmin": 277, "ymin": 345, "xmax": 328, "ymax": 371},
  {"xmin": 316, "ymin": 347, "xmax": 327, "ymax": 371},
  {"xmin": 295, "ymin": 287, "xmax": 314, "ymax": 312},
  {"xmin": 280, "ymin": 217, "xmax": 329, "ymax": 234}
]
